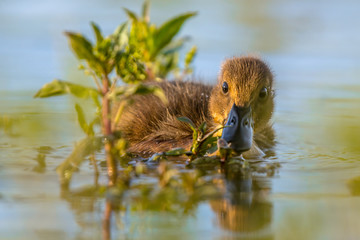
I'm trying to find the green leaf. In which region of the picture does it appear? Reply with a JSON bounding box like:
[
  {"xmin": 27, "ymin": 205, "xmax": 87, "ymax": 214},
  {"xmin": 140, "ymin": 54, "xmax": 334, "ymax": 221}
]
[
  {"xmin": 90, "ymin": 92, "xmax": 101, "ymax": 109},
  {"xmin": 152, "ymin": 12, "xmax": 196, "ymax": 58},
  {"xmin": 88, "ymin": 117, "xmax": 100, "ymax": 132},
  {"xmin": 65, "ymin": 31, "xmax": 105, "ymax": 75},
  {"xmin": 34, "ymin": 79, "xmax": 100, "ymax": 99},
  {"xmin": 185, "ymin": 45, "xmax": 197, "ymax": 68},
  {"xmin": 197, "ymin": 126, "xmax": 226, "ymax": 156},
  {"xmin": 201, "ymin": 126, "xmax": 226, "ymax": 142},
  {"xmin": 115, "ymin": 138, "xmax": 128, "ymax": 156},
  {"xmin": 177, "ymin": 116, "xmax": 196, "ymax": 132},
  {"xmin": 75, "ymin": 104, "xmax": 87, "ymax": 133},
  {"xmin": 75, "ymin": 104, "xmax": 94, "ymax": 136},
  {"xmin": 142, "ymin": 0, "xmax": 150, "ymax": 22},
  {"xmin": 115, "ymin": 52, "xmax": 147, "ymax": 84},
  {"xmin": 113, "ymin": 22, "xmax": 129, "ymax": 49},
  {"xmin": 156, "ymin": 53, "xmax": 178, "ymax": 78},
  {"xmin": 91, "ymin": 22, "xmax": 103, "ymax": 45},
  {"xmin": 198, "ymin": 136, "xmax": 218, "ymax": 155},
  {"xmin": 110, "ymin": 84, "xmax": 167, "ymax": 104},
  {"xmin": 123, "ymin": 8, "xmax": 138, "ymax": 21},
  {"xmin": 56, "ymin": 136, "xmax": 103, "ymax": 187},
  {"xmin": 165, "ymin": 148, "xmax": 187, "ymax": 156},
  {"xmin": 148, "ymin": 152, "xmax": 166, "ymax": 162},
  {"xmin": 162, "ymin": 37, "xmax": 189, "ymax": 55},
  {"xmin": 149, "ymin": 86, "xmax": 168, "ymax": 104},
  {"xmin": 64, "ymin": 32, "xmax": 95, "ymax": 61},
  {"xmin": 199, "ymin": 121, "xmax": 207, "ymax": 134}
]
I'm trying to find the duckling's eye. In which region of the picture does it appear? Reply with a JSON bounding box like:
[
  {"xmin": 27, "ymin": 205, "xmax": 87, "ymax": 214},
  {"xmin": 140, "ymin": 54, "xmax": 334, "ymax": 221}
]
[
  {"xmin": 222, "ymin": 82, "xmax": 228, "ymax": 94},
  {"xmin": 259, "ymin": 87, "xmax": 268, "ymax": 99}
]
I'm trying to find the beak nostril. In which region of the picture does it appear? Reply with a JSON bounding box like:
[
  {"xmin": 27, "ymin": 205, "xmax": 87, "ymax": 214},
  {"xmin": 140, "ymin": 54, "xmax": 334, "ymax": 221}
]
[
  {"xmin": 230, "ymin": 116, "xmax": 236, "ymax": 126},
  {"xmin": 244, "ymin": 120, "xmax": 249, "ymax": 126}
]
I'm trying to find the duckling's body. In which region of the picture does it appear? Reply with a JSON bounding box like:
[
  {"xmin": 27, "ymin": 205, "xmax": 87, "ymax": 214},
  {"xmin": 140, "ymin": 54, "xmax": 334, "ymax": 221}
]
[
  {"xmin": 115, "ymin": 81, "xmax": 215, "ymax": 154},
  {"xmin": 115, "ymin": 56, "xmax": 275, "ymax": 157}
]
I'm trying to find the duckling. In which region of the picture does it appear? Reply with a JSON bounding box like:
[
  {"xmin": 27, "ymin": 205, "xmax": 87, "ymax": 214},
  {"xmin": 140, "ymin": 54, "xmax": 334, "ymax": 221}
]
[{"xmin": 114, "ymin": 56, "xmax": 275, "ymax": 158}]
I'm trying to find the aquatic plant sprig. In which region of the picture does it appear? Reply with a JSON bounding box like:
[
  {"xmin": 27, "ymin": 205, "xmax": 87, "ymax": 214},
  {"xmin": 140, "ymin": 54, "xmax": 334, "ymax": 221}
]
[
  {"xmin": 34, "ymin": 1, "xmax": 197, "ymax": 189},
  {"xmin": 147, "ymin": 118, "xmax": 230, "ymax": 163},
  {"xmin": 122, "ymin": 1, "xmax": 197, "ymax": 79},
  {"xmin": 217, "ymin": 138, "xmax": 235, "ymax": 162},
  {"xmin": 177, "ymin": 116, "xmax": 226, "ymax": 161},
  {"xmin": 146, "ymin": 117, "xmax": 227, "ymax": 163}
]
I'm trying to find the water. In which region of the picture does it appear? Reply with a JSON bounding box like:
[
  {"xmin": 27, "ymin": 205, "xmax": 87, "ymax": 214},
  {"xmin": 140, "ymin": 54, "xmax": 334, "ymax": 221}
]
[{"xmin": 1, "ymin": 0, "xmax": 360, "ymax": 239}]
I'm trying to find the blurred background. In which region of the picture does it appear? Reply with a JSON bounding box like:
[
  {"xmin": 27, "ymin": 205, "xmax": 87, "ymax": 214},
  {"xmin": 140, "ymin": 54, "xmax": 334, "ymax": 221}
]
[{"xmin": 1, "ymin": 0, "xmax": 360, "ymax": 239}]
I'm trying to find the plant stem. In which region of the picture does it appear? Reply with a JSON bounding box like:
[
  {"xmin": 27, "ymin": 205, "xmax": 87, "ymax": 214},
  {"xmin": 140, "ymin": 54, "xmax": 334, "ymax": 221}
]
[
  {"xmin": 90, "ymin": 154, "xmax": 99, "ymax": 186},
  {"xmin": 87, "ymin": 63, "xmax": 102, "ymax": 92},
  {"xmin": 102, "ymin": 75, "xmax": 117, "ymax": 186},
  {"xmin": 102, "ymin": 200, "xmax": 112, "ymax": 240},
  {"xmin": 110, "ymin": 77, "xmax": 119, "ymax": 92}
]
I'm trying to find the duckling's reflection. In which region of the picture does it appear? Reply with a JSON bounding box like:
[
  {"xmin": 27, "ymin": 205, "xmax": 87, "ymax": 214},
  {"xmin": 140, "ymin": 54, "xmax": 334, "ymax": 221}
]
[
  {"xmin": 59, "ymin": 160, "xmax": 275, "ymax": 239},
  {"xmin": 210, "ymin": 166, "xmax": 273, "ymax": 238}
]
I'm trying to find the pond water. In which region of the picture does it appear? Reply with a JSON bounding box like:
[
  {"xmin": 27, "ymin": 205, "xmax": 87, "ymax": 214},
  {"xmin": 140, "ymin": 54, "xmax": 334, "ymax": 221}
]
[{"xmin": 1, "ymin": 0, "xmax": 360, "ymax": 239}]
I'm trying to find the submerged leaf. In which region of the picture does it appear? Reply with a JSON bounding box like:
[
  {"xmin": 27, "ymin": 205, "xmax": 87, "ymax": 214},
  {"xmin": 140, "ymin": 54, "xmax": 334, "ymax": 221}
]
[
  {"xmin": 165, "ymin": 148, "xmax": 187, "ymax": 156},
  {"xmin": 190, "ymin": 156, "xmax": 220, "ymax": 165},
  {"xmin": 56, "ymin": 136, "xmax": 103, "ymax": 188},
  {"xmin": 148, "ymin": 152, "xmax": 166, "ymax": 162},
  {"xmin": 34, "ymin": 79, "xmax": 100, "ymax": 99},
  {"xmin": 152, "ymin": 12, "xmax": 196, "ymax": 58}
]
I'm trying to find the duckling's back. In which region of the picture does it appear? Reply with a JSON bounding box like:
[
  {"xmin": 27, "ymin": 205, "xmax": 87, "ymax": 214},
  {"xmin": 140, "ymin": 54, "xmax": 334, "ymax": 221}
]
[{"xmin": 114, "ymin": 81, "xmax": 214, "ymax": 154}]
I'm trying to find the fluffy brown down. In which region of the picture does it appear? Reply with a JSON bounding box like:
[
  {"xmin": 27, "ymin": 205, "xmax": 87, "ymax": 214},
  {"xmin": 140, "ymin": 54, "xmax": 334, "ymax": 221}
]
[{"xmin": 113, "ymin": 81, "xmax": 215, "ymax": 154}]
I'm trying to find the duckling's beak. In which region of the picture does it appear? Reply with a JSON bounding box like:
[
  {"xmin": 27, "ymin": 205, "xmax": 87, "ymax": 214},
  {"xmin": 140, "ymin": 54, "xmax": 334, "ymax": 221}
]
[{"xmin": 221, "ymin": 104, "xmax": 253, "ymax": 154}]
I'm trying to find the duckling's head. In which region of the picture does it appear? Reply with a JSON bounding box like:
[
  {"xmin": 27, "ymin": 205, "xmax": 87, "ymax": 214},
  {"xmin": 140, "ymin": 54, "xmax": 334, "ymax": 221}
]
[{"xmin": 209, "ymin": 56, "xmax": 274, "ymax": 155}]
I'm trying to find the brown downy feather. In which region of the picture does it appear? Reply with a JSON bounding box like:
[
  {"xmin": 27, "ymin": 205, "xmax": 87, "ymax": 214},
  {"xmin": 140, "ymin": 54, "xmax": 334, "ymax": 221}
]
[{"xmin": 113, "ymin": 81, "xmax": 215, "ymax": 154}]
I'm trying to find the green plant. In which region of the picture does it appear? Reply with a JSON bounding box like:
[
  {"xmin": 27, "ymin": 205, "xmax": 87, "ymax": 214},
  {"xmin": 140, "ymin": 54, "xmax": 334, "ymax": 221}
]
[
  {"xmin": 34, "ymin": 1, "xmax": 197, "ymax": 188},
  {"xmin": 147, "ymin": 117, "xmax": 227, "ymax": 163},
  {"xmin": 123, "ymin": 1, "xmax": 197, "ymax": 79},
  {"xmin": 177, "ymin": 117, "xmax": 225, "ymax": 161}
]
